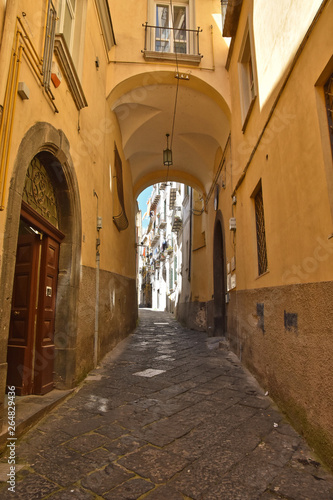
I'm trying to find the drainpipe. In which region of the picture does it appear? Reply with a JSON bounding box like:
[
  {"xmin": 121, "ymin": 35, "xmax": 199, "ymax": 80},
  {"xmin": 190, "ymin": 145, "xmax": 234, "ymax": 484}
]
[
  {"xmin": 210, "ymin": 25, "xmax": 215, "ymax": 71},
  {"xmin": 93, "ymin": 190, "xmax": 101, "ymax": 367},
  {"xmin": 188, "ymin": 187, "xmax": 192, "ymax": 281},
  {"xmin": 0, "ymin": 0, "xmax": 19, "ymax": 106}
]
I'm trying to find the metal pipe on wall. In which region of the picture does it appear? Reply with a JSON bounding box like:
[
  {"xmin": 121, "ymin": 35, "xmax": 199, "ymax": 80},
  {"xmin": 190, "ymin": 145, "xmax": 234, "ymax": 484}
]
[
  {"xmin": 0, "ymin": 44, "xmax": 22, "ymax": 209},
  {"xmin": 93, "ymin": 190, "xmax": 100, "ymax": 368},
  {"xmin": 0, "ymin": 0, "xmax": 19, "ymax": 106}
]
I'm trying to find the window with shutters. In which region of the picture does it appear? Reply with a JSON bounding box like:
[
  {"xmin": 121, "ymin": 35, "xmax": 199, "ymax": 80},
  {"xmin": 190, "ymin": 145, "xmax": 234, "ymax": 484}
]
[
  {"xmin": 238, "ymin": 22, "xmax": 257, "ymax": 132},
  {"xmin": 54, "ymin": 0, "xmax": 88, "ymax": 109}
]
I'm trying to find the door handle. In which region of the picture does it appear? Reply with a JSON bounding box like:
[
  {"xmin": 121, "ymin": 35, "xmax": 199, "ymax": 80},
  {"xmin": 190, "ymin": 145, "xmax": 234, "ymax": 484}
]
[{"xmin": 13, "ymin": 311, "xmax": 20, "ymax": 316}]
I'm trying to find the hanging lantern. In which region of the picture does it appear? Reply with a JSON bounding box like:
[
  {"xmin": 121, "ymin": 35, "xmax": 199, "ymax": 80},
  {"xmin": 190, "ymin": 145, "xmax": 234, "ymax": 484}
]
[{"xmin": 163, "ymin": 133, "xmax": 173, "ymax": 166}]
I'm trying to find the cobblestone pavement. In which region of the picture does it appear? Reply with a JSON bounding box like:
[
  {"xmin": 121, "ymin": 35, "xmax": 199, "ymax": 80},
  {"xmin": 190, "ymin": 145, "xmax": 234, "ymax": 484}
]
[{"xmin": 1, "ymin": 309, "xmax": 333, "ymax": 499}]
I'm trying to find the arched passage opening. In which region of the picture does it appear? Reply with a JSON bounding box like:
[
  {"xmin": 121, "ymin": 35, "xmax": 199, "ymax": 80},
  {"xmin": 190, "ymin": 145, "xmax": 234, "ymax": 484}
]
[
  {"xmin": 213, "ymin": 210, "xmax": 227, "ymax": 337},
  {"xmin": 0, "ymin": 123, "xmax": 81, "ymax": 395},
  {"xmin": 111, "ymin": 72, "xmax": 231, "ymax": 331}
]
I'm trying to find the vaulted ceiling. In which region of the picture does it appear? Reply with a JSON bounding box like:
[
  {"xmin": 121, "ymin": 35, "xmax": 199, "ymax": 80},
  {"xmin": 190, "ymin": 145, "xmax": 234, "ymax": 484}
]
[{"xmin": 108, "ymin": 71, "xmax": 231, "ymax": 197}]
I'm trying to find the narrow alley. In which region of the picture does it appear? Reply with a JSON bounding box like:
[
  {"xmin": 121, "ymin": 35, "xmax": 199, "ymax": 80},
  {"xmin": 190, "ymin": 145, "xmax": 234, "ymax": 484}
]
[{"xmin": 1, "ymin": 309, "xmax": 333, "ymax": 499}]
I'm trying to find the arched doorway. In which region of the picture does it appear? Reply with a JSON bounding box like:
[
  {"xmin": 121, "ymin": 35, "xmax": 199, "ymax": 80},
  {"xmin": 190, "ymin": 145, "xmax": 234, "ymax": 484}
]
[
  {"xmin": 0, "ymin": 123, "xmax": 82, "ymax": 396},
  {"xmin": 6, "ymin": 155, "xmax": 65, "ymax": 395},
  {"xmin": 213, "ymin": 211, "xmax": 226, "ymax": 336}
]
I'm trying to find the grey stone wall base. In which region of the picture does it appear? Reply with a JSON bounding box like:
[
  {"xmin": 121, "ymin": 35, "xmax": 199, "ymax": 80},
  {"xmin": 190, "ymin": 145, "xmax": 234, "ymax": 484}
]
[
  {"xmin": 177, "ymin": 282, "xmax": 333, "ymax": 470},
  {"xmin": 227, "ymin": 280, "xmax": 333, "ymax": 471},
  {"xmin": 75, "ymin": 266, "xmax": 138, "ymax": 381},
  {"xmin": 0, "ymin": 362, "xmax": 8, "ymax": 434},
  {"xmin": 176, "ymin": 300, "xmax": 208, "ymax": 332}
]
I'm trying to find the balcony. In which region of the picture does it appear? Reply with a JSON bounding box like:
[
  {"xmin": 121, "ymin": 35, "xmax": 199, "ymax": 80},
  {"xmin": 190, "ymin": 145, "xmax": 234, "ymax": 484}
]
[
  {"xmin": 142, "ymin": 23, "xmax": 203, "ymax": 65},
  {"xmin": 171, "ymin": 207, "xmax": 182, "ymax": 233},
  {"xmin": 169, "ymin": 187, "xmax": 177, "ymax": 209},
  {"xmin": 158, "ymin": 216, "xmax": 167, "ymax": 229},
  {"xmin": 167, "ymin": 245, "xmax": 173, "ymax": 255},
  {"xmin": 166, "ymin": 238, "xmax": 174, "ymax": 254},
  {"xmin": 151, "ymin": 231, "xmax": 160, "ymax": 247},
  {"xmin": 150, "ymin": 192, "xmax": 161, "ymax": 210}
]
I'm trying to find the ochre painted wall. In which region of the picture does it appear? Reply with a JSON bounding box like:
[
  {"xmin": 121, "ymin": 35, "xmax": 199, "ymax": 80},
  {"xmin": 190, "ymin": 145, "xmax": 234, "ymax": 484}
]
[{"xmin": 223, "ymin": 0, "xmax": 333, "ymax": 470}]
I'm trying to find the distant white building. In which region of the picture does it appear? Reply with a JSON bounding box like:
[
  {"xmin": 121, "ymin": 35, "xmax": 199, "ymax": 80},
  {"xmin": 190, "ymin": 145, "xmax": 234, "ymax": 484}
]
[{"xmin": 138, "ymin": 182, "xmax": 193, "ymax": 313}]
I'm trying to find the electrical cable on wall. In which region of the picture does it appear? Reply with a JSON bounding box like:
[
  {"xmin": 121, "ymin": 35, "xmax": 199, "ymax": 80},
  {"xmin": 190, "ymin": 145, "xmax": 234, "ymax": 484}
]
[{"xmin": 165, "ymin": 0, "xmax": 180, "ymax": 186}]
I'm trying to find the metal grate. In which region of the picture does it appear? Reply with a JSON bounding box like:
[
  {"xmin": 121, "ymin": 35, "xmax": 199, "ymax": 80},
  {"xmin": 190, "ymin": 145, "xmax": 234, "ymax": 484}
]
[
  {"xmin": 255, "ymin": 187, "xmax": 268, "ymax": 276},
  {"xmin": 324, "ymin": 73, "xmax": 333, "ymax": 156},
  {"xmin": 113, "ymin": 145, "xmax": 128, "ymax": 231},
  {"xmin": 142, "ymin": 23, "xmax": 202, "ymax": 56}
]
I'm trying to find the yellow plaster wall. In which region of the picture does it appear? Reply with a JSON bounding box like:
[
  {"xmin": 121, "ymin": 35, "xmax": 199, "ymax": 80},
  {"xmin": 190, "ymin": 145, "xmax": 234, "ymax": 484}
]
[
  {"xmin": 253, "ymin": 0, "xmax": 323, "ymax": 109},
  {"xmin": 0, "ymin": 0, "xmax": 136, "ymax": 280},
  {"xmin": 189, "ymin": 140, "xmax": 235, "ymax": 306},
  {"xmin": 223, "ymin": 1, "xmax": 333, "ymax": 470},
  {"xmin": 0, "ymin": 0, "xmax": 5, "ymax": 34},
  {"xmin": 228, "ymin": 0, "xmax": 333, "ymax": 291},
  {"xmin": 107, "ymin": 0, "xmax": 231, "ymax": 110}
]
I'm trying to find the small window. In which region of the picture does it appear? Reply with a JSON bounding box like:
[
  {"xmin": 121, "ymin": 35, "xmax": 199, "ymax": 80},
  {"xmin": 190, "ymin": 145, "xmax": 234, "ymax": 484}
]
[
  {"xmin": 238, "ymin": 23, "xmax": 257, "ymax": 131},
  {"xmin": 254, "ymin": 183, "xmax": 268, "ymax": 276},
  {"xmin": 324, "ymin": 73, "xmax": 333, "ymax": 156}
]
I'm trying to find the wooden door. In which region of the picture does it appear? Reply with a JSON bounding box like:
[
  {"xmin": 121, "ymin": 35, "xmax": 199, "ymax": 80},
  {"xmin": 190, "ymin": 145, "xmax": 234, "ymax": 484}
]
[
  {"xmin": 34, "ymin": 236, "xmax": 59, "ymax": 394},
  {"xmin": 7, "ymin": 211, "xmax": 62, "ymax": 396},
  {"xmin": 6, "ymin": 233, "xmax": 41, "ymax": 395}
]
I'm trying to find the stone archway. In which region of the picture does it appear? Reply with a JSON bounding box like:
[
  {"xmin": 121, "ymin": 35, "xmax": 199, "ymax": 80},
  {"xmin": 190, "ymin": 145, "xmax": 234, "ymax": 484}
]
[
  {"xmin": 108, "ymin": 71, "xmax": 231, "ymax": 199},
  {"xmin": 213, "ymin": 210, "xmax": 227, "ymax": 336},
  {"xmin": 0, "ymin": 122, "xmax": 81, "ymax": 395}
]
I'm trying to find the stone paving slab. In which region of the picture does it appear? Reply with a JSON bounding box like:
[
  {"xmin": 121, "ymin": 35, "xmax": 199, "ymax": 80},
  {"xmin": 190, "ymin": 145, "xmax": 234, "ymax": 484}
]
[{"xmin": 0, "ymin": 309, "xmax": 333, "ymax": 499}]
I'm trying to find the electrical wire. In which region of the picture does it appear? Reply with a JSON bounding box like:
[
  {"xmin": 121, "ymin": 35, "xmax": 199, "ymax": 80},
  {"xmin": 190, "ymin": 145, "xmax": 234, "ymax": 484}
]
[{"xmin": 165, "ymin": 0, "xmax": 180, "ymax": 185}]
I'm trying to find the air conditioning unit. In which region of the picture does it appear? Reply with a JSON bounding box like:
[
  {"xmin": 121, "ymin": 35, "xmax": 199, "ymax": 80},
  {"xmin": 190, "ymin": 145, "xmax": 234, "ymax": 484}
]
[{"xmin": 229, "ymin": 217, "xmax": 236, "ymax": 231}]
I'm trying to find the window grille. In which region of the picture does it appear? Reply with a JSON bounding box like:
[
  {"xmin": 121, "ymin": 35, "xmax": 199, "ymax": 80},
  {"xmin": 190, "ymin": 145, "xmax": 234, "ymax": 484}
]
[
  {"xmin": 169, "ymin": 265, "xmax": 173, "ymax": 290},
  {"xmin": 324, "ymin": 73, "xmax": 333, "ymax": 155},
  {"xmin": 254, "ymin": 186, "xmax": 268, "ymax": 275},
  {"xmin": 113, "ymin": 145, "xmax": 128, "ymax": 231}
]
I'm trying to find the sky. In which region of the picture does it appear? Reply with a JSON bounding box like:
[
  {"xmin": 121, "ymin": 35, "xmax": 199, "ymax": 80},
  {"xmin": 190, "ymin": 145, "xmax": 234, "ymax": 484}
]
[{"xmin": 137, "ymin": 186, "xmax": 154, "ymax": 230}]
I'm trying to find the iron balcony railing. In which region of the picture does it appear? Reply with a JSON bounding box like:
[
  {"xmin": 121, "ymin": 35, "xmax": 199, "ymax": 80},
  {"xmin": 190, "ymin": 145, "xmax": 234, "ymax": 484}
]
[
  {"xmin": 142, "ymin": 22, "xmax": 202, "ymax": 56},
  {"xmin": 171, "ymin": 207, "xmax": 182, "ymax": 233}
]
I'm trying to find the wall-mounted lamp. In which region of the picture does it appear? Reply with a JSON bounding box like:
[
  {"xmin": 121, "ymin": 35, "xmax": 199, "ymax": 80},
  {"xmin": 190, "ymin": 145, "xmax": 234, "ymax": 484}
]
[{"xmin": 163, "ymin": 133, "xmax": 173, "ymax": 166}]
